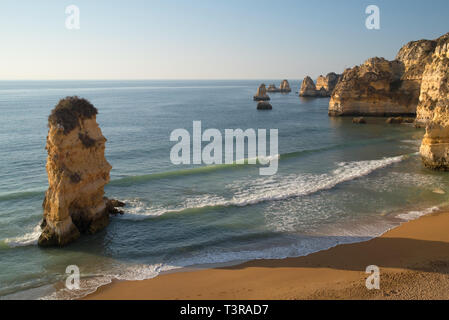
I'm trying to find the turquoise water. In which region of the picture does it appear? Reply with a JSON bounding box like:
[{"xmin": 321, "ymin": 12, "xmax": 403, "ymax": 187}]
[{"xmin": 1, "ymin": 80, "xmax": 448, "ymax": 299}]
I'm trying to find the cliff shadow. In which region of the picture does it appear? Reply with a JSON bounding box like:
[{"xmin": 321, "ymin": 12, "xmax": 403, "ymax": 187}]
[{"xmin": 218, "ymin": 236, "xmax": 449, "ymax": 275}]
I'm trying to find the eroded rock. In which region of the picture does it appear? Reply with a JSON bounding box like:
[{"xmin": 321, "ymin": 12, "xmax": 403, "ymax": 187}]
[
  {"xmin": 39, "ymin": 97, "xmax": 124, "ymax": 247},
  {"xmin": 254, "ymin": 84, "xmax": 270, "ymax": 101}
]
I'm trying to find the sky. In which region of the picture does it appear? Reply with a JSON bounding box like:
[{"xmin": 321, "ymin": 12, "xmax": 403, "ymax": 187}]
[{"xmin": 0, "ymin": 0, "xmax": 448, "ymax": 80}]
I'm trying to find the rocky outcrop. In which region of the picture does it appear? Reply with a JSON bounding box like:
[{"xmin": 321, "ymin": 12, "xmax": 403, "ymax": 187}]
[
  {"xmin": 419, "ymin": 33, "xmax": 449, "ymax": 169},
  {"xmin": 352, "ymin": 117, "xmax": 367, "ymax": 124},
  {"xmin": 257, "ymin": 101, "xmax": 273, "ymax": 110},
  {"xmin": 328, "ymin": 57, "xmax": 419, "ymax": 116},
  {"xmin": 299, "ymin": 76, "xmax": 319, "ymax": 97},
  {"xmin": 39, "ymin": 97, "xmax": 124, "ymax": 247},
  {"xmin": 267, "ymin": 84, "xmax": 279, "ymax": 93},
  {"xmin": 315, "ymin": 73, "xmax": 341, "ymax": 96},
  {"xmin": 279, "ymin": 80, "xmax": 291, "ymax": 93},
  {"xmin": 328, "ymin": 34, "xmax": 446, "ymax": 118},
  {"xmin": 254, "ymin": 84, "xmax": 270, "ymax": 101},
  {"xmin": 300, "ymin": 73, "xmax": 341, "ymax": 97},
  {"xmin": 266, "ymin": 80, "xmax": 291, "ymax": 93}
]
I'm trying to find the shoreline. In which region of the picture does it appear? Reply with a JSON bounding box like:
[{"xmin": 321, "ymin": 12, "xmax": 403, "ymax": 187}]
[{"xmin": 83, "ymin": 208, "xmax": 449, "ymax": 300}]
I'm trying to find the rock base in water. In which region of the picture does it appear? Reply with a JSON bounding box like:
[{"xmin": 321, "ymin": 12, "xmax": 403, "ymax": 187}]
[
  {"xmin": 352, "ymin": 117, "xmax": 367, "ymax": 124},
  {"xmin": 257, "ymin": 102, "xmax": 273, "ymax": 110},
  {"xmin": 38, "ymin": 97, "xmax": 125, "ymax": 247}
]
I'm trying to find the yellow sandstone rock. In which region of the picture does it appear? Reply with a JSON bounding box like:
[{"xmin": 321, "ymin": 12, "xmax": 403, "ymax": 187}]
[{"xmin": 39, "ymin": 97, "xmax": 124, "ymax": 247}]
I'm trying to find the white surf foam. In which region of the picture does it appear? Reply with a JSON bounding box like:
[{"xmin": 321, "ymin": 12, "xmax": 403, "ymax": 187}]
[
  {"xmin": 396, "ymin": 206, "xmax": 440, "ymax": 221},
  {"xmin": 121, "ymin": 155, "xmax": 405, "ymax": 219},
  {"xmin": 3, "ymin": 224, "xmax": 41, "ymax": 247}
]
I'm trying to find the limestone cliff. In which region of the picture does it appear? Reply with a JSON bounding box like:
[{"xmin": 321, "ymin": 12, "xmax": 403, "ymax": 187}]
[
  {"xmin": 414, "ymin": 34, "xmax": 449, "ymax": 124},
  {"xmin": 39, "ymin": 97, "xmax": 124, "ymax": 247},
  {"xmin": 328, "ymin": 57, "xmax": 417, "ymax": 116},
  {"xmin": 329, "ymin": 33, "xmax": 446, "ymax": 118},
  {"xmin": 267, "ymin": 84, "xmax": 279, "ymax": 93},
  {"xmin": 254, "ymin": 84, "xmax": 270, "ymax": 101},
  {"xmin": 419, "ymin": 33, "xmax": 449, "ymax": 169},
  {"xmin": 300, "ymin": 73, "xmax": 340, "ymax": 97},
  {"xmin": 266, "ymin": 80, "xmax": 291, "ymax": 93}
]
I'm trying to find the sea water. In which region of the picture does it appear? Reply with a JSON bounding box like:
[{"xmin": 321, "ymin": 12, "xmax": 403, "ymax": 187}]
[{"xmin": 0, "ymin": 80, "xmax": 448, "ymax": 299}]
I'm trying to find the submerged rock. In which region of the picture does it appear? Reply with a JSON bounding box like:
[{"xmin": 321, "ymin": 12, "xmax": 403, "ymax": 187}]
[
  {"xmin": 352, "ymin": 117, "xmax": 367, "ymax": 124},
  {"xmin": 386, "ymin": 117, "xmax": 404, "ymax": 124},
  {"xmin": 257, "ymin": 101, "xmax": 273, "ymax": 110},
  {"xmin": 39, "ymin": 96, "xmax": 124, "ymax": 247},
  {"xmin": 253, "ymin": 84, "xmax": 270, "ymax": 101}
]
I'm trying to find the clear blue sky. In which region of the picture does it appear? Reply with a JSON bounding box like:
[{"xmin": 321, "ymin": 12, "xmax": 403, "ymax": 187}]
[{"xmin": 0, "ymin": 0, "xmax": 448, "ymax": 80}]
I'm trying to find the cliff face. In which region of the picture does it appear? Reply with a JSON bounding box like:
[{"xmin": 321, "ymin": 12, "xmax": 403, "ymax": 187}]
[
  {"xmin": 329, "ymin": 34, "xmax": 446, "ymax": 118},
  {"xmin": 419, "ymin": 33, "xmax": 449, "ymax": 169},
  {"xmin": 299, "ymin": 76, "xmax": 318, "ymax": 97},
  {"xmin": 328, "ymin": 57, "xmax": 418, "ymax": 116},
  {"xmin": 266, "ymin": 80, "xmax": 291, "ymax": 93},
  {"xmin": 315, "ymin": 72, "xmax": 341, "ymax": 95},
  {"xmin": 39, "ymin": 97, "xmax": 123, "ymax": 247},
  {"xmin": 300, "ymin": 73, "xmax": 340, "ymax": 97},
  {"xmin": 279, "ymin": 80, "xmax": 291, "ymax": 93},
  {"xmin": 254, "ymin": 84, "xmax": 270, "ymax": 101}
]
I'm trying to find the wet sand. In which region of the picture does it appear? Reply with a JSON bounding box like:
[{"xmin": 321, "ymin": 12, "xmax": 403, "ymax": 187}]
[{"xmin": 84, "ymin": 210, "xmax": 449, "ymax": 300}]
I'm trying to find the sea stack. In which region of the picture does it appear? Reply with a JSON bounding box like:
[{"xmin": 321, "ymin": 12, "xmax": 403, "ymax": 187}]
[
  {"xmin": 315, "ymin": 73, "xmax": 341, "ymax": 96},
  {"xmin": 419, "ymin": 33, "xmax": 449, "ymax": 169},
  {"xmin": 279, "ymin": 80, "xmax": 292, "ymax": 93},
  {"xmin": 254, "ymin": 84, "xmax": 270, "ymax": 101},
  {"xmin": 299, "ymin": 76, "xmax": 318, "ymax": 97},
  {"xmin": 267, "ymin": 84, "xmax": 279, "ymax": 92},
  {"xmin": 39, "ymin": 96, "xmax": 124, "ymax": 247},
  {"xmin": 299, "ymin": 74, "xmax": 340, "ymax": 97}
]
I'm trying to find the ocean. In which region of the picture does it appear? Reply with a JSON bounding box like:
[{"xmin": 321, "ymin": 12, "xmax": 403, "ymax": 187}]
[{"xmin": 0, "ymin": 80, "xmax": 448, "ymax": 299}]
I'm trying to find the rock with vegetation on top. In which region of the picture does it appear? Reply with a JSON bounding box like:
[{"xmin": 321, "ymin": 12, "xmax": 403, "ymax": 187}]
[
  {"xmin": 253, "ymin": 84, "xmax": 270, "ymax": 101},
  {"xmin": 38, "ymin": 96, "xmax": 125, "ymax": 247}
]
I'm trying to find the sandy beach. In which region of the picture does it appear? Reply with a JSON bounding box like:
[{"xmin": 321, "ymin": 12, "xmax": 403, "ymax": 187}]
[{"xmin": 84, "ymin": 209, "xmax": 449, "ymax": 300}]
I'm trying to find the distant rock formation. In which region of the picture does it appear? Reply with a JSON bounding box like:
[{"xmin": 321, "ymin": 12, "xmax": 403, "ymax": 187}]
[
  {"xmin": 352, "ymin": 117, "xmax": 367, "ymax": 124},
  {"xmin": 299, "ymin": 76, "xmax": 319, "ymax": 97},
  {"xmin": 279, "ymin": 80, "xmax": 291, "ymax": 93},
  {"xmin": 267, "ymin": 84, "xmax": 279, "ymax": 92},
  {"xmin": 39, "ymin": 97, "xmax": 124, "ymax": 247},
  {"xmin": 316, "ymin": 73, "xmax": 341, "ymax": 96},
  {"xmin": 266, "ymin": 80, "xmax": 291, "ymax": 93},
  {"xmin": 257, "ymin": 101, "xmax": 273, "ymax": 110},
  {"xmin": 299, "ymin": 73, "xmax": 341, "ymax": 97},
  {"xmin": 419, "ymin": 33, "xmax": 449, "ymax": 169},
  {"xmin": 254, "ymin": 84, "xmax": 270, "ymax": 101}
]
